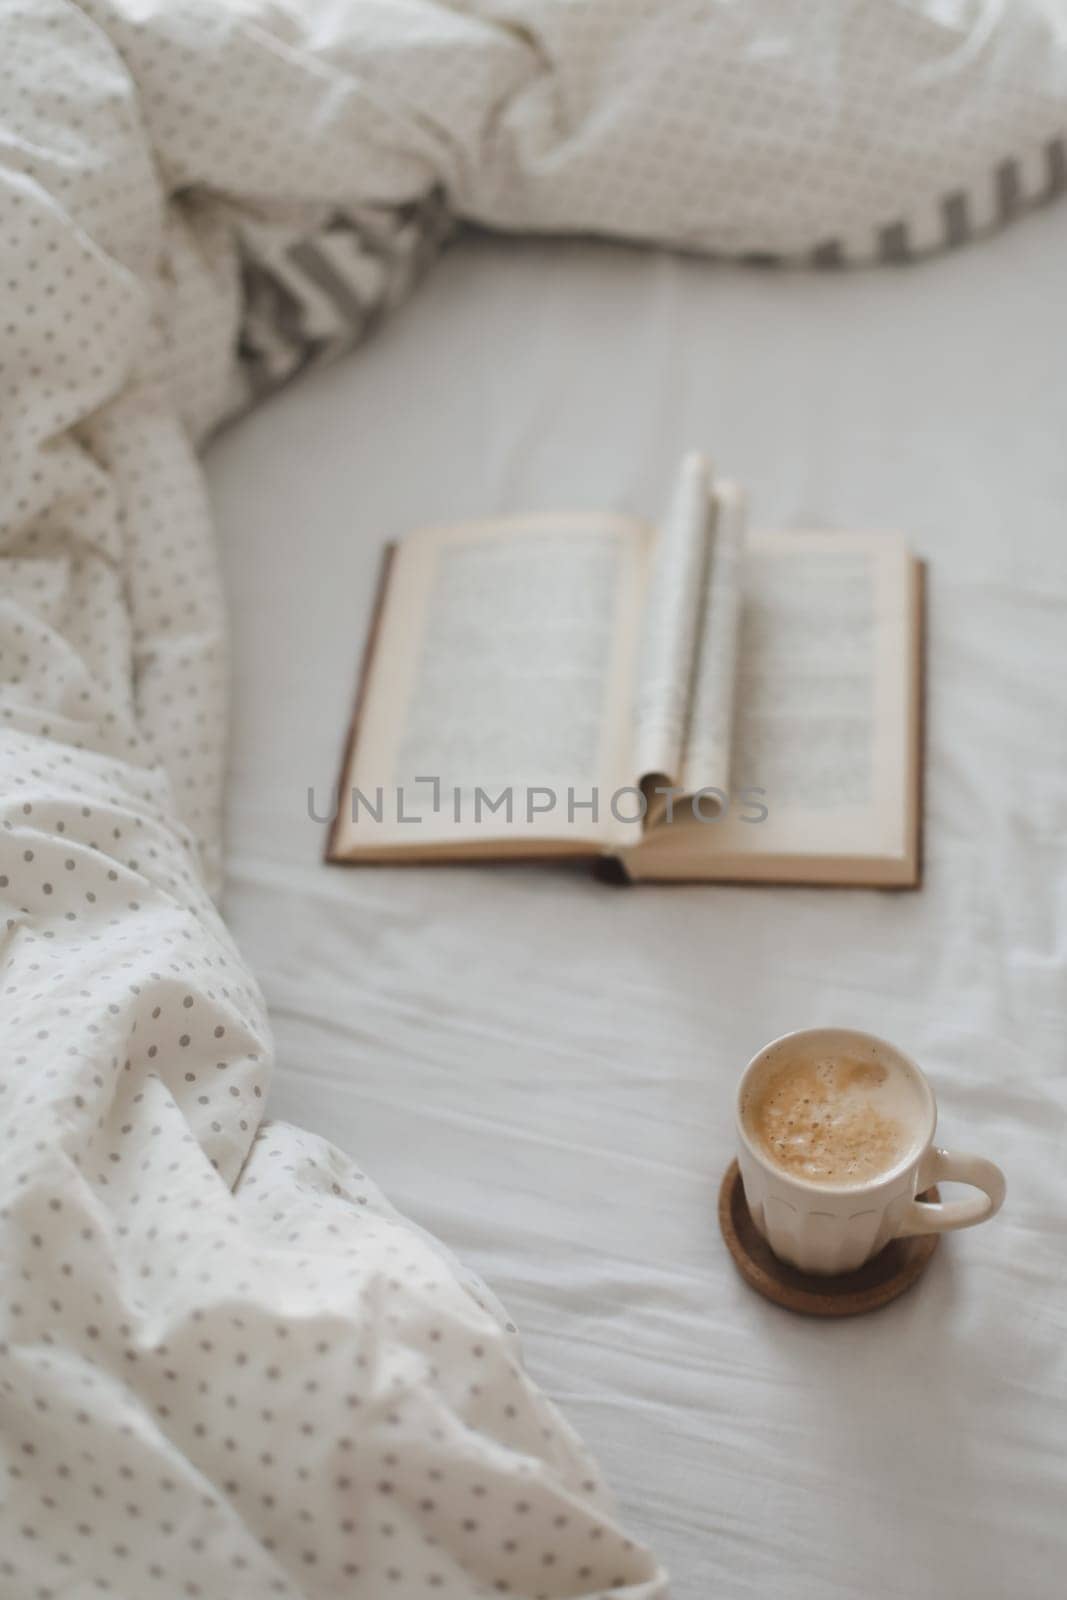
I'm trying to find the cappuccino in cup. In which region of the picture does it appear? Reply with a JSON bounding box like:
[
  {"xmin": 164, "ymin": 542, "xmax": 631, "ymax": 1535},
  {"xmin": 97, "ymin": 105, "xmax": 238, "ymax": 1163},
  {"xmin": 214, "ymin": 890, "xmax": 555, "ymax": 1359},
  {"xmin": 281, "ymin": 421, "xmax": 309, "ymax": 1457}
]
[
  {"xmin": 734, "ymin": 1029, "xmax": 1006, "ymax": 1274},
  {"xmin": 741, "ymin": 1045, "xmax": 927, "ymax": 1188}
]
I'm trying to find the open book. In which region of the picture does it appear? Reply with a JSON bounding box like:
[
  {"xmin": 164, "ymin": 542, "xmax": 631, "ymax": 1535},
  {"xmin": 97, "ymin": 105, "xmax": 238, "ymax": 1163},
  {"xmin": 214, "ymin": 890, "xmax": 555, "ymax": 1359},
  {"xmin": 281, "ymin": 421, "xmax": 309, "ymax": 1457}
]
[{"xmin": 326, "ymin": 455, "xmax": 923, "ymax": 885}]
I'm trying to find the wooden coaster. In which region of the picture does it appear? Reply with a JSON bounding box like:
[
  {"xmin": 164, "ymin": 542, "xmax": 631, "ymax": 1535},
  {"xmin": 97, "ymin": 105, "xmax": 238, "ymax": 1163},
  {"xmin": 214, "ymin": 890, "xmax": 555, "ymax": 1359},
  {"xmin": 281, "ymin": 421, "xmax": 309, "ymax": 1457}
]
[{"xmin": 718, "ymin": 1160, "xmax": 940, "ymax": 1317}]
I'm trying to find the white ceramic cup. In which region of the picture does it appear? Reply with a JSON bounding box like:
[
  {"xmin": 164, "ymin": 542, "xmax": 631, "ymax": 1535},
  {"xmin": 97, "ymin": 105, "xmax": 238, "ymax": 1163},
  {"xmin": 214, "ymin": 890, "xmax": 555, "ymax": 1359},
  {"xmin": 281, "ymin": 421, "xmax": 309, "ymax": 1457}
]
[{"xmin": 736, "ymin": 1028, "xmax": 1006, "ymax": 1275}]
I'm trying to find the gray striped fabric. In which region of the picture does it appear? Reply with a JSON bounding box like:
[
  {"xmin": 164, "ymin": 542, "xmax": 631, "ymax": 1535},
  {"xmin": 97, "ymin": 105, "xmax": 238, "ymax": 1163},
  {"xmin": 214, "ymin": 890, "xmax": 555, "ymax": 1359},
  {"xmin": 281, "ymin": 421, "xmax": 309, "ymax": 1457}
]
[
  {"xmin": 803, "ymin": 140, "xmax": 1065, "ymax": 273},
  {"xmin": 234, "ymin": 189, "xmax": 452, "ymax": 410}
]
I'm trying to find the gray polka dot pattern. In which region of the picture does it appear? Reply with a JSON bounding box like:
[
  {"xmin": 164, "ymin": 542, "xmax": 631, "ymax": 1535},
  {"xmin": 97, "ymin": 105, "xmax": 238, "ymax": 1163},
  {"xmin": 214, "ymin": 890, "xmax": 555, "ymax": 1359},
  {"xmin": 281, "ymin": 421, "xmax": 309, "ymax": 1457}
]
[{"xmin": 1, "ymin": 1, "xmax": 1065, "ymax": 1594}]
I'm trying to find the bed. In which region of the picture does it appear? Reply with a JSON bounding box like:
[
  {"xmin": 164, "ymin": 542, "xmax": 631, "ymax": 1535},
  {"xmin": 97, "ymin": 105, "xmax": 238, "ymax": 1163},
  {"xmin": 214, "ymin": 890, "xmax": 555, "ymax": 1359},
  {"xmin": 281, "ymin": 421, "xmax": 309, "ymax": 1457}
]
[
  {"xmin": 4, "ymin": 2, "xmax": 1067, "ymax": 1595},
  {"xmin": 210, "ymin": 213, "xmax": 1067, "ymax": 1599}
]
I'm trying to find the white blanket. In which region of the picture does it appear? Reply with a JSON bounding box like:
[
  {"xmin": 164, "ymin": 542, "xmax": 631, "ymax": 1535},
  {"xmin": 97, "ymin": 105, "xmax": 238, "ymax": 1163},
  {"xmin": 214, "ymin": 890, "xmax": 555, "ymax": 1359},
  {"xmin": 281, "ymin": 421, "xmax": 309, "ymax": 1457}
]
[{"xmin": 2, "ymin": 3, "xmax": 1066, "ymax": 1596}]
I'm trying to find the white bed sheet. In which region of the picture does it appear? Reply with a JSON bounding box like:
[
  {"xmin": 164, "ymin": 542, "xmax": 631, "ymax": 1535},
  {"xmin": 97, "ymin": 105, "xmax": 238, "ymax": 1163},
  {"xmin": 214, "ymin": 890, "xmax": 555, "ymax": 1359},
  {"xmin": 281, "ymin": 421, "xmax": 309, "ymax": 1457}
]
[{"xmin": 207, "ymin": 212, "xmax": 1067, "ymax": 1600}]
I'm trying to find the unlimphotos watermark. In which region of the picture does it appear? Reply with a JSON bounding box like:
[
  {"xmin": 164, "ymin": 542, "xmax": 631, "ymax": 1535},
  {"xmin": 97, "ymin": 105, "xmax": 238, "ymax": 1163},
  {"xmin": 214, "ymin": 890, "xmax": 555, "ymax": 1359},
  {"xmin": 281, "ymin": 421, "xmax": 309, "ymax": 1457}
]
[{"xmin": 308, "ymin": 778, "xmax": 769, "ymax": 827}]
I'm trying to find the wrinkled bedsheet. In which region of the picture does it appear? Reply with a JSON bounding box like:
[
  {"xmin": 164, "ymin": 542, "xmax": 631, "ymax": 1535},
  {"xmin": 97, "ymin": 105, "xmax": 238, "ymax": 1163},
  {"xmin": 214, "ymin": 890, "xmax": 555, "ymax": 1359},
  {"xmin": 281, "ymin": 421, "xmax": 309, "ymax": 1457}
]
[
  {"xmin": 211, "ymin": 217, "xmax": 1067, "ymax": 1600},
  {"xmin": 2, "ymin": 3, "xmax": 1066, "ymax": 1596}
]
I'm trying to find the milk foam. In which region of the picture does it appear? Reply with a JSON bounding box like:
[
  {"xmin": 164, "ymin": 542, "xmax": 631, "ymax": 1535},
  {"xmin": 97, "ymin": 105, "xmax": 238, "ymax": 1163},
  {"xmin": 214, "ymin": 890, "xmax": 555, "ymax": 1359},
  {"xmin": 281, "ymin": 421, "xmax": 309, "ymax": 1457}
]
[{"xmin": 743, "ymin": 1051, "xmax": 924, "ymax": 1187}]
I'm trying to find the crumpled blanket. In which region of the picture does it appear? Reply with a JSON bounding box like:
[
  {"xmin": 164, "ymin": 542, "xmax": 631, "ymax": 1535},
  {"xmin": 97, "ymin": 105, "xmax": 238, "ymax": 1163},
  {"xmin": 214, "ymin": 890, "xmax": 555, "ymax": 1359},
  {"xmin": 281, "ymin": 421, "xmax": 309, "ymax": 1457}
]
[{"xmin": 1, "ymin": 2, "xmax": 1064, "ymax": 1595}]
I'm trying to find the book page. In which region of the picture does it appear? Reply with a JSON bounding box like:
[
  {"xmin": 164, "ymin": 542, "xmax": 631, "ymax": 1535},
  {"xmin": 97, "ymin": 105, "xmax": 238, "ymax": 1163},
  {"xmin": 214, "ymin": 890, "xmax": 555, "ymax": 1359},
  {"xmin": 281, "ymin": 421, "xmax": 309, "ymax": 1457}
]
[
  {"xmin": 679, "ymin": 480, "xmax": 745, "ymax": 808},
  {"xmin": 631, "ymin": 452, "xmax": 711, "ymax": 794},
  {"xmin": 333, "ymin": 514, "xmax": 650, "ymax": 857},
  {"xmin": 729, "ymin": 542, "xmax": 878, "ymax": 813},
  {"xmin": 621, "ymin": 533, "xmax": 920, "ymax": 883}
]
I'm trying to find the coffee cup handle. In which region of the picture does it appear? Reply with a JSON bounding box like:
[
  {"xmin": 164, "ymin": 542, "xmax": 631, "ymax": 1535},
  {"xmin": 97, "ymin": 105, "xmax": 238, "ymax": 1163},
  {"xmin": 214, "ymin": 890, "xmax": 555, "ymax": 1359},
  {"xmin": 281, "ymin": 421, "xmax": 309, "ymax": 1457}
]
[{"xmin": 897, "ymin": 1146, "xmax": 1006, "ymax": 1236}]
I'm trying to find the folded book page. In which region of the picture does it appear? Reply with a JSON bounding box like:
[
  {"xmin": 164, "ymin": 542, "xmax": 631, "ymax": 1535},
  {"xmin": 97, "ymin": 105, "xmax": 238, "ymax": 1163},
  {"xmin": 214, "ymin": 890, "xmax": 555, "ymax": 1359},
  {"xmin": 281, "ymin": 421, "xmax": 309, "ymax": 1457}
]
[
  {"xmin": 678, "ymin": 480, "xmax": 746, "ymax": 815},
  {"xmin": 631, "ymin": 451, "xmax": 712, "ymax": 820}
]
